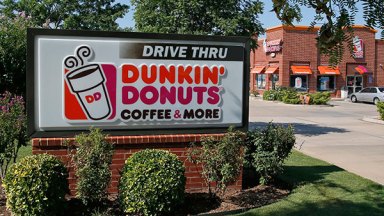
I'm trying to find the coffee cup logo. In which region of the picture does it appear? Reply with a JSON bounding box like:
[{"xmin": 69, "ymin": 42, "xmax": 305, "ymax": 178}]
[{"xmin": 64, "ymin": 46, "xmax": 112, "ymax": 120}]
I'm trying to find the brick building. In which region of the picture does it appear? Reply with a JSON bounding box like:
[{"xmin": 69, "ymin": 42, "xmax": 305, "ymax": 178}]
[{"xmin": 250, "ymin": 25, "xmax": 384, "ymax": 98}]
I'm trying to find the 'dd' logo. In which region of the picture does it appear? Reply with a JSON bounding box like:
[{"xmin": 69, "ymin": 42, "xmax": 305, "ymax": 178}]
[{"xmin": 64, "ymin": 46, "xmax": 116, "ymax": 121}]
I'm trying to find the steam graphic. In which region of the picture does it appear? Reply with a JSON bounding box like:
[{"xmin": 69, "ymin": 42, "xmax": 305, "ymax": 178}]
[
  {"xmin": 65, "ymin": 45, "xmax": 111, "ymax": 120},
  {"xmin": 64, "ymin": 46, "xmax": 92, "ymax": 69}
]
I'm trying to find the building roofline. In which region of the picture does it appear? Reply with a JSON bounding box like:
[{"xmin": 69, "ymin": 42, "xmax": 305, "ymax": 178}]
[
  {"xmin": 266, "ymin": 25, "xmax": 320, "ymax": 32},
  {"xmin": 266, "ymin": 25, "xmax": 377, "ymax": 33},
  {"xmin": 352, "ymin": 25, "xmax": 378, "ymax": 33}
]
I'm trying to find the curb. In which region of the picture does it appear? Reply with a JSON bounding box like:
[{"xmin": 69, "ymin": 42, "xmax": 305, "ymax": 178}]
[
  {"xmin": 361, "ymin": 116, "xmax": 384, "ymax": 125},
  {"xmin": 197, "ymin": 207, "xmax": 250, "ymax": 216}
]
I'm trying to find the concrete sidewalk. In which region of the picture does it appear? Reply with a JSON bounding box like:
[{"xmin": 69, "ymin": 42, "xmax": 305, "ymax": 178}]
[{"xmin": 249, "ymin": 97, "xmax": 384, "ymax": 185}]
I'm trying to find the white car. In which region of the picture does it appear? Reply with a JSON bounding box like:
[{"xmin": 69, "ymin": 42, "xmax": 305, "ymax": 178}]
[{"xmin": 351, "ymin": 87, "xmax": 384, "ymax": 105}]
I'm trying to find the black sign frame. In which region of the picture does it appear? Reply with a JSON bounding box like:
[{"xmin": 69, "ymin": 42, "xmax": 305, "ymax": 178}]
[{"xmin": 27, "ymin": 28, "xmax": 250, "ymax": 138}]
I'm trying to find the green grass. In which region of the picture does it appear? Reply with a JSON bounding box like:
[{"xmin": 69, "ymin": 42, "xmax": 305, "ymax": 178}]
[
  {"xmin": 15, "ymin": 144, "xmax": 32, "ymax": 162},
  {"xmin": 238, "ymin": 151, "xmax": 384, "ymax": 216},
  {"xmin": 1, "ymin": 144, "xmax": 31, "ymax": 176}
]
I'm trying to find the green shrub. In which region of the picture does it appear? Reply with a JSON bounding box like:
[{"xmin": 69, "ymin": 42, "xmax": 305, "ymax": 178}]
[
  {"xmin": 263, "ymin": 90, "xmax": 278, "ymax": 101},
  {"xmin": 188, "ymin": 127, "xmax": 244, "ymax": 196},
  {"xmin": 2, "ymin": 154, "xmax": 68, "ymax": 216},
  {"xmin": 282, "ymin": 89, "xmax": 301, "ymax": 104},
  {"xmin": 72, "ymin": 128, "xmax": 114, "ymax": 206},
  {"xmin": 309, "ymin": 92, "xmax": 331, "ymax": 105},
  {"xmin": 0, "ymin": 91, "xmax": 27, "ymax": 178},
  {"xmin": 377, "ymin": 101, "xmax": 384, "ymax": 120},
  {"xmin": 245, "ymin": 122, "xmax": 296, "ymax": 184},
  {"xmin": 275, "ymin": 86, "xmax": 292, "ymax": 101},
  {"xmin": 262, "ymin": 90, "xmax": 272, "ymax": 100},
  {"xmin": 119, "ymin": 149, "xmax": 185, "ymax": 215}
]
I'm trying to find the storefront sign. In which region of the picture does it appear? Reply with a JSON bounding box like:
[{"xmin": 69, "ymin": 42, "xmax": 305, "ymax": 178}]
[
  {"xmin": 352, "ymin": 36, "xmax": 364, "ymax": 59},
  {"xmin": 263, "ymin": 39, "xmax": 282, "ymax": 53},
  {"xmin": 27, "ymin": 29, "xmax": 249, "ymax": 137}
]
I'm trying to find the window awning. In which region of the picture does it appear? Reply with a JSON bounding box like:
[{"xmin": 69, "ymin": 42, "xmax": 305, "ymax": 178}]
[
  {"xmin": 251, "ymin": 65, "xmax": 265, "ymax": 74},
  {"xmin": 318, "ymin": 66, "xmax": 341, "ymax": 75},
  {"xmin": 265, "ymin": 65, "xmax": 279, "ymax": 74},
  {"xmin": 291, "ymin": 66, "xmax": 312, "ymax": 74},
  {"xmin": 355, "ymin": 65, "xmax": 368, "ymax": 74}
]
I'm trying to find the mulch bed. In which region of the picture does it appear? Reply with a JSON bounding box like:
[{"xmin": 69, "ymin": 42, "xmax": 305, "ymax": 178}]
[{"xmin": 0, "ymin": 169, "xmax": 291, "ymax": 215}]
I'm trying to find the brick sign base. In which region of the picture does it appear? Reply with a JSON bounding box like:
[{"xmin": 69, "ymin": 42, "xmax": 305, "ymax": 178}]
[{"xmin": 32, "ymin": 134, "xmax": 243, "ymax": 195}]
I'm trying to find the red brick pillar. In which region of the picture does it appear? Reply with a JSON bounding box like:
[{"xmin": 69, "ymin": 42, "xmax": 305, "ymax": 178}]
[{"xmin": 32, "ymin": 134, "xmax": 243, "ymax": 195}]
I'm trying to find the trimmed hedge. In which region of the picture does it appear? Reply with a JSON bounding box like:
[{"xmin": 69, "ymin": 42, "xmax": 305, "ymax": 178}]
[
  {"xmin": 119, "ymin": 149, "xmax": 185, "ymax": 215},
  {"xmin": 3, "ymin": 154, "xmax": 68, "ymax": 216}
]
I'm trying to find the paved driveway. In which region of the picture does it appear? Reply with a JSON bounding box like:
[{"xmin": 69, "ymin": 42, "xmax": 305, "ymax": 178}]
[{"xmin": 249, "ymin": 97, "xmax": 384, "ymax": 185}]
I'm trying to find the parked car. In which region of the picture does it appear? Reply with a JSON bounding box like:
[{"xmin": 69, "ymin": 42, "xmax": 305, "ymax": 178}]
[{"xmin": 350, "ymin": 87, "xmax": 384, "ymax": 105}]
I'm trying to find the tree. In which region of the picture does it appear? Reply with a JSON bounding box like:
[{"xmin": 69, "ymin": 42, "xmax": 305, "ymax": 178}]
[
  {"xmin": 0, "ymin": 0, "xmax": 129, "ymax": 30},
  {"xmin": 131, "ymin": 0, "xmax": 264, "ymax": 48},
  {"xmin": 0, "ymin": 91, "xmax": 27, "ymax": 179},
  {"xmin": 272, "ymin": 0, "xmax": 384, "ymax": 65},
  {"xmin": 132, "ymin": 0, "xmax": 383, "ymax": 65},
  {"xmin": 0, "ymin": 14, "xmax": 33, "ymax": 95},
  {"xmin": 0, "ymin": 0, "xmax": 129, "ymax": 95}
]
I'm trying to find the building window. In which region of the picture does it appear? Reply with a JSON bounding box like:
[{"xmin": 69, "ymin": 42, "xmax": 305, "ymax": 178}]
[
  {"xmin": 256, "ymin": 74, "xmax": 266, "ymax": 89},
  {"xmin": 271, "ymin": 74, "xmax": 279, "ymax": 90},
  {"xmin": 290, "ymin": 75, "xmax": 308, "ymax": 91},
  {"xmin": 317, "ymin": 76, "xmax": 336, "ymax": 91}
]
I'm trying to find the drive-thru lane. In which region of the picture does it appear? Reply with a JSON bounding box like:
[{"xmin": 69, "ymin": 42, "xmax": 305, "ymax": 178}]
[{"xmin": 249, "ymin": 97, "xmax": 384, "ymax": 185}]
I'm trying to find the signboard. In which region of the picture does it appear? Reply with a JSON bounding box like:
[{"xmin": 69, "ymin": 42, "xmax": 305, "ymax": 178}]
[
  {"xmin": 27, "ymin": 29, "xmax": 250, "ymax": 137},
  {"xmin": 352, "ymin": 36, "xmax": 364, "ymax": 59},
  {"xmin": 263, "ymin": 39, "xmax": 282, "ymax": 53}
]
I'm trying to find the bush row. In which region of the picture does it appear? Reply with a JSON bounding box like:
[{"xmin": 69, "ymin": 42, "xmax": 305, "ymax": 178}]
[
  {"xmin": 263, "ymin": 87, "xmax": 331, "ymax": 105},
  {"xmin": 3, "ymin": 124, "xmax": 296, "ymax": 215}
]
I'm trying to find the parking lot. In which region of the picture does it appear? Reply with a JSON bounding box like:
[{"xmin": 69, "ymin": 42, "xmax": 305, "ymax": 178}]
[{"xmin": 249, "ymin": 97, "xmax": 384, "ymax": 185}]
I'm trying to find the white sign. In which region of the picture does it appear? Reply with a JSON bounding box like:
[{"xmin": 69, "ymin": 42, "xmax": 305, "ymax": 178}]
[
  {"xmin": 27, "ymin": 29, "xmax": 248, "ymax": 136},
  {"xmin": 295, "ymin": 77, "xmax": 302, "ymax": 88},
  {"xmin": 264, "ymin": 39, "xmax": 282, "ymax": 53},
  {"xmin": 353, "ymin": 36, "xmax": 364, "ymax": 59}
]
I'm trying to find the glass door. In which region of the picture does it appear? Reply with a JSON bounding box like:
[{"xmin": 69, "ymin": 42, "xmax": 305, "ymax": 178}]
[
  {"xmin": 346, "ymin": 75, "xmax": 363, "ymax": 96},
  {"xmin": 355, "ymin": 76, "xmax": 363, "ymax": 92}
]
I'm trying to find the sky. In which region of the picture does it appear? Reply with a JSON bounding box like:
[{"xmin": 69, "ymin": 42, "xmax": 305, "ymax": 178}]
[{"xmin": 116, "ymin": 1, "xmax": 378, "ymax": 38}]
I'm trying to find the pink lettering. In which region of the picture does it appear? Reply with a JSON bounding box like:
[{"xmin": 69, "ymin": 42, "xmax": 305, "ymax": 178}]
[
  {"xmin": 160, "ymin": 86, "xmax": 176, "ymax": 104},
  {"xmin": 140, "ymin": 86, "xmax": 159, "ymax": 105},
  {"xmin": 193, "ymin": 87, "xmax": 207, "ymax": 104},
  {"xmin": 122, "ymin": 86, "xmax": 139, "ymax": 104},
  {"xmin": 94, "ymin": 92, "xmax": 101, "ymax": 101},
  {"xmin": 178, "ymin": 87, "xmax": 192, "ymax": 105},
  {"xmin": 207, "ymin": 86, "xmax": 220, "ymax": 105}
]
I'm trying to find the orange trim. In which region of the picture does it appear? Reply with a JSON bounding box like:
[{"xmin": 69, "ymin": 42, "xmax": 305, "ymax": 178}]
[
  {"xmin": 267, "ymin": 25, "xmax": 320, "ymax": 33},
  {"xmin": 351, "ymin": 25, "xmax": 377, "ymax": 33},
  {"xmin": 265, "ymin": 65, "xmax": 279, "ymax": 74},
  {"xmin": 291, "ymin": 66, "xmax": 312, "ymax": 74},
  {"xmin": 251, "ymin": 65, "xmax": 265, "ymax": 74},
  {"xmin": 318, "ymin": 66, "xmax": 340, "ymax": 75},
  {"xmin": 266, "ymin": 25, "xmax": 377, "ymax": 33}
]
